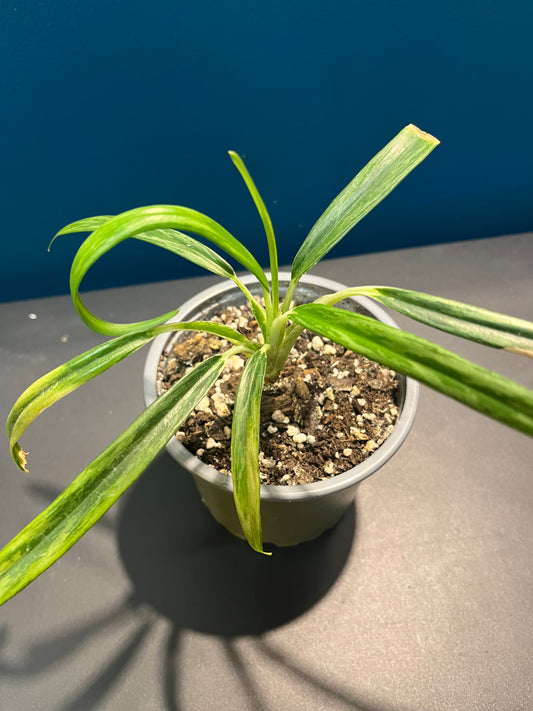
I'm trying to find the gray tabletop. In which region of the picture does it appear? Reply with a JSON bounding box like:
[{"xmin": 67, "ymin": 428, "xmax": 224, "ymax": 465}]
[{"xmin": 1, "ymin": 233, "xmax": 532, "ymax": 711}]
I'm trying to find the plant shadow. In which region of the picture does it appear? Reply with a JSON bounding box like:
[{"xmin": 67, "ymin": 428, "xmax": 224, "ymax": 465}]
[
  {"xmin": 2, "ymin": 452, "xmax": 362, "ymax": 710},
  {"xmin": 117, "ymin": 451, "xmax": 357, "ymax": 636}
]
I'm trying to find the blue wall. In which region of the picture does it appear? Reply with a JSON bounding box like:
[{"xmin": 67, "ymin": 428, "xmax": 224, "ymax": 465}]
[{"xmin": 1, "ymin": 1, "xmax": 532, "ymax": 302}]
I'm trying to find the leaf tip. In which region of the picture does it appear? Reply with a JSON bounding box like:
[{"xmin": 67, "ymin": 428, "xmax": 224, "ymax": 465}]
[
  {"xmin": 13, "ymin": 444, "xmax": 29, "ymax": 473},
  {"xmin": 228, "ymin": 150, "xmax": 241, "ymax": 167},
  {"xmin": 505, "ymin": 346, "xmax": 533, "ymax": 358},
  {"xmin": 406, "ymin": 124, "xmax": 440, "ymax": 146},
  {"xmin": 47, "ymin": 232, "xmax": 61, "ymax": 252},
  {"xmin": 251, "ymin": 542, "xmax": 271, "ymax": 556}
]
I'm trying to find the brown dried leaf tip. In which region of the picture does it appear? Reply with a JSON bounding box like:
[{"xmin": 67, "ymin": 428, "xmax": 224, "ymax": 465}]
[{"xmin": 15, "ymin": 445, "xmax": 29, "ymax": 473}]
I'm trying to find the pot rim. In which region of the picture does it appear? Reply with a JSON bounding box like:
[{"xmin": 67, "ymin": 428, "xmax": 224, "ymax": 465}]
[{"xmin": 143, "ymin": 272, "xmax": 419, "ymax": 502}]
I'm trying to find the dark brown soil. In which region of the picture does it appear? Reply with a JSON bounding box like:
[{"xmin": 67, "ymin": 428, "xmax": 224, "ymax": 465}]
[{"xmin": 156, "ymin": 303, "xmax": 399, "ymax": 486}]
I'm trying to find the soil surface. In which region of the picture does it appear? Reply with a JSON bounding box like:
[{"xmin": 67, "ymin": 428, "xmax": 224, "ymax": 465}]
[{"xmin": 157, "ymin": 303, "xmax": 400, "ymax": 486}]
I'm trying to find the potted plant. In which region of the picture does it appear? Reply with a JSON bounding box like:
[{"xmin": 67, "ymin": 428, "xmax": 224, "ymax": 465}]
[
  {"xmin": 142, "ymin": 271, "xmax": 420, "ymax": 547},
  {"xmin": 1, "ymin": 125, "xmax": 532, "ymax": 606}
]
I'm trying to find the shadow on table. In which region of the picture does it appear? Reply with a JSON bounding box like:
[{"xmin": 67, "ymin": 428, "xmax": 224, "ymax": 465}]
[
  {"xmin": 118, "ymin": 453, "xmax": 384, "ymax": 711},
  {"xmin": 2, "ymin": 452, "xmax": 386, "ymax": 711},
  {"xmin": 117, "ymin": 451, "xmax": 356, "ymax": 636}
]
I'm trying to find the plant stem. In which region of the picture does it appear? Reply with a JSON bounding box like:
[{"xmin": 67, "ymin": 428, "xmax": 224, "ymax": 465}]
[
  {"xmin": 264, "ymin": 313, "xmax": 298, "ymax": 379},
  {"xmin": 280, "ymin": 276, "xmax": 299, "ymax": 314},
  {"xmin": 313, "ymin": 287, "xmax": 368, "ymax": 306},
  {"xmin": 232, "ymin": 276, "xmax": 268, "ymax": 336}
]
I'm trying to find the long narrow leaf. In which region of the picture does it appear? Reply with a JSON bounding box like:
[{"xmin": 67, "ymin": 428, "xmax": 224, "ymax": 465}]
[
  {"xmin": 228, "ymin": 151, "xmax": 279, "ymax": 311},
  {"xmin": 53, "ymin": 215, "xmax": 268, "ymax": 337},
  {"xmin": 136, "ymin": 228, "xmax": 235, "ymax": 279},
  {"xmin": 231, "ymin": 348, "xmax": 269, "ymax": 553},
  {"xmin": 155, "ymin": 320, "xmax": 261, "ymax": 349},
  {"xmin": 69, "ymin": 205, "xmax": 269, "ymax": 335},
  {"xmin": 291, "ymin": 125, "xmax": 439, "ymax": 282},
  {"xmin": 0, "ymin": 355, "xmax": 226, "ymax": 605},
  {"xmin": 49, "ymin": 216, "xmax": 114, "ymax": 247},
  {"xmin": 316, "ymin": 286, "xmax": 533, "ymax": 357},
  {"xmin": 360, "ymin": 287, "xmax": 533, "ymax": 357},
  {"xmin": 7, "ymin": 331, "xmax": 157, "ymax": 471},
  {"xmin": 7, "ymin": 321, "xmax": 259, "ymax": 473},
  {"xmin": 290, "ymin": 304, "xmax": 533, "ymax": 437},
  {"xmin": 52, "ymin": 215, "xmax": 237, "ymax": 281}
]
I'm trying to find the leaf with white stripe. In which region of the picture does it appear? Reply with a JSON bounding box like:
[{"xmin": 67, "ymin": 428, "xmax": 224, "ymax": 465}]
[
  {"xmin": 231, "ymin": 348, "xmax": 269, "ymax": 553},
  {"xmin": 290, "ymin": 304, "xmax": 533, "ymax": 437},
  {"xmin": 0, "ymin": 355, "xmax": 226, "ymax": 605},
  {"xmin": 291, "ymin": 125, "xmax": 439, "ymax": 282}
]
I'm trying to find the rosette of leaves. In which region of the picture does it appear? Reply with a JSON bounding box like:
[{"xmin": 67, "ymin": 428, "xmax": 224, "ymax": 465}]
[{"xmin": 2, "ymin": 125, "xmax": 532, "ymax": 605}]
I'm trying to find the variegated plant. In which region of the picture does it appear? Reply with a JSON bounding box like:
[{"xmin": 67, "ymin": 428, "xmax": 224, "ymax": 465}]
[{"xmin": 2, "ymin": 125, "xmax": 532, "ymax": 605}]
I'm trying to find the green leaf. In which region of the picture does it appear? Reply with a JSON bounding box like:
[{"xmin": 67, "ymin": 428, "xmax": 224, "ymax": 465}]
[
  {"xmin": 155, "ymin": 320, "xmax": 261, "ymax": 349},
  {"xmin": 7, "ymin": 321, "xmax": 259, "ymax": 473},
  {"xmin": 53, "ymin": 214, "xmax": 268, "ymax": 337},
  {"xmin": 52, "ymin": 215, "xmax": 237, "ymax": 282},
  {"xmin": 291, "ymin": 125, "xmax": 439, "ymax": 282},
  {"xmin": 0, "ymin": 355, "xmax": 225, "ymax": 606},
  {"xmin": 136, "ymin": 228, "xmax": 236, "ymax": 280},
  {"xmin": 290, "ymin": 304, "xmax": 533, "ymax": 437},
  {"xmin": 68, "ymin": 205, "xmax": 270, "ymax": 335},
  {"xmin": 49, "ymin": 216, "xmax": 114, "ymax": 249},
  {"xmin": 6, "ymin": 331, "xmax": 157, "ymax": 471},
  {"xmin": 229, "ymin": 151, "xmax": 279, "ymax": 311},
  {"xmin": 230, "ymin": 347, "xmax": 269, "ymax": 553},
  {"xmin": 359, "ymin": 287, "xmax": 533, "ymax": 357}
]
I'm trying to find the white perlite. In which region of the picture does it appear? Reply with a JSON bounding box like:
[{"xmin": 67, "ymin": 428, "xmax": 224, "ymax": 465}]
[
  {"xmin": 211, "ymin": 391, "xmax": 231, "ymax": 417},
  {"xmin": 226, "ymin": 354, "xmax": 245, "ymax": 371},
  {"xmin": 195, "ymin": 396, "xmax": 212, "ymax": 414},
  {"xmin": 324, "ymin": 461, "xmax": 336, "ymax": 475},
  {"xmin": 310, "ymin": 335, "xmax": 324, "ymax": 352}
]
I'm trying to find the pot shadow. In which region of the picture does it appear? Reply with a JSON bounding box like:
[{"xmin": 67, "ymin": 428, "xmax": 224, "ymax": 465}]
[{"xmin": 117, "ymin": 451, "xmax": 357, "ymax": 636}]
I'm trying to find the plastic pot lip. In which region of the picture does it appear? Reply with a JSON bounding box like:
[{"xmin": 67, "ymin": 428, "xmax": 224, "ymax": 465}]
[{"xmin": 143, "ymin": 272, "xmax": 419, "ymax": 502}]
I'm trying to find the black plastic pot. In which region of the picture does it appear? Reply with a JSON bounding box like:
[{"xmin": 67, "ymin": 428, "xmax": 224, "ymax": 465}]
[{"xmin": 143, "ymin": 273, "xmax": 418, "ymax": 546}]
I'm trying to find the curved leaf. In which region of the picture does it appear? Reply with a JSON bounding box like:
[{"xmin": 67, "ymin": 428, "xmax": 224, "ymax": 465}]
[
  {"xmin": 69, "ymin": 205, "xmax": 269, "ymax": 335},
  {"xmin": 231, "ymin": 347, "xmax": 269, "ymax": 553},
  {"xmin": 7, "ymin": 331, "xmax": 157, "ymax": 471},
  {"xmin": 155, "ymin": 320, "xmax": 261, "ymax": 349},
  {"xmin": 136, "ymin": 228, "xmax": 235, "ymax": 279},
  {"xmin": 291, "ymin": 125, "xmax": 439, "ymax": 282},
  {"xmin": 49, "ymin": 216, "xmax": 114, "ymax": 249},
  {"xmin": 360, "ymin": 287, "xmax": 533, "ymax": 357},
  {"xmin": 0, "ymin": 355, "xmax": 226, "ymax": 606},
  {"xmin": 316, "ymin": 286, "xmax": 533, "ymax": 357},
  {"xmin": 290, "ymin": 304, "xmax": 533, "ymax": 437},
  {"xmin": 52, "ymin": 215, "xmax": 237, "ymax": 282},
  {"xmin": 7, "ymin": 321, "xmax": 259, "ymax": 473},
  {"xmin": 53, "ymin": 214, "xmax": 268, "ymax": 337}
]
